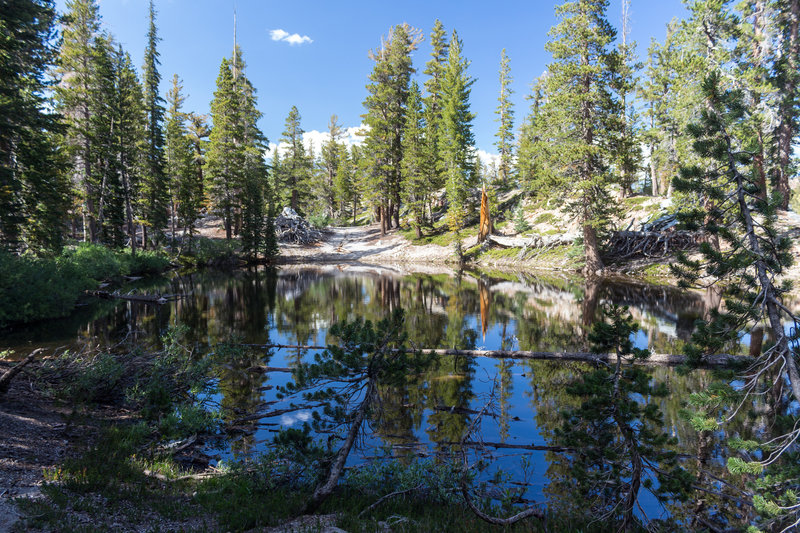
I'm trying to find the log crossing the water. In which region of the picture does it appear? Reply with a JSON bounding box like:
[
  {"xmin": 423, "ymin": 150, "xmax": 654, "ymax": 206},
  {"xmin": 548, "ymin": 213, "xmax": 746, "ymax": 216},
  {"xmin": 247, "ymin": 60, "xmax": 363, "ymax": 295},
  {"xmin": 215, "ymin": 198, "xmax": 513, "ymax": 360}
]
[{"xmin": 240, "ymin": 343, "xmax": 751, "ymax": 368}]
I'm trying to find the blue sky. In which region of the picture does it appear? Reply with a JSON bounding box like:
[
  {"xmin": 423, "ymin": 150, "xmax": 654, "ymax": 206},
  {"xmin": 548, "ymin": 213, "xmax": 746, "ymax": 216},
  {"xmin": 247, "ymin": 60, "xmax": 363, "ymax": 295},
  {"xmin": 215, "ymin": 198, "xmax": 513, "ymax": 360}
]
[{"xmin": 57, "ymin": 0, "xmax": 689, "ymax": 157}]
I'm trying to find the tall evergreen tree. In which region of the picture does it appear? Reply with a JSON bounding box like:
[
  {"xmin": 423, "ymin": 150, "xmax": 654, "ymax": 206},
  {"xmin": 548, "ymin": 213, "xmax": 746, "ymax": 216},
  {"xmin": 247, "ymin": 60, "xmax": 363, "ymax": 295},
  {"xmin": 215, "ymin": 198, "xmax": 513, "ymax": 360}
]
[
  {"xmin": 55, "ymin": 0, "xmax": 102, "ymax": 243},
  {"xmin": 613, "ymin": 0, "xmax": 642, "ymax": 198},
  {"xmin": 278, "ymin": 106, "xmax": 311, "ymax": 214},
  {"xmin": 334, "ymin": 145, "xmax": 356, "ymax": 222},
  {"xmin": 401, "ymin": 80, "xmax": 428, "ymax": 239},
  {"xmin": 361, "ymin": 24, "xmax": 418, "ymax": 235},
  {"xmin": 440, "ymin": 29, "xmax": 476, "ymax": 260},
  {"xmin": 320, "ymin": 115, "xmax": 344, "ymax": 218},
  {"xmin": 186, "ymin": 112, "xmax": 209, "ymax": 211},
  {"xmin": 91, "ymin": 35, "xmax": 125, "ymax": 247},
  {"xmin": 206, "ymin": 58, "xmax": 240, "ymax": 240},
  {"xmin": 422, "ymin": 20, "xmax": 448, "ymax": 206},
  {"xmin": 539, "ymin": 0, "xmax": 623, "ymax": 274},
  {"xmin": 141, "ymin": 0, "xmax": 168, "ymax": 246},
  {"xmin": 164, "ymin": 75, "xmax": 197, "ymax": 245},
  {"xmin": 494, "ymin": 49, "xmax": 514, "ymax": 188},
  {"xmin": 774, "ymin": 0, "xmax": 799, "ymax": 209},
  {"xmin": 113, "ymin": 46, "xmax": 146, "ymax": 254},
  {"xmin": 0, "ymin": 0, "xmax": 68, "ymax": 252},
  {"xmin": 206, "ymin": 48, "xmax": 271, "ymax": 258}
]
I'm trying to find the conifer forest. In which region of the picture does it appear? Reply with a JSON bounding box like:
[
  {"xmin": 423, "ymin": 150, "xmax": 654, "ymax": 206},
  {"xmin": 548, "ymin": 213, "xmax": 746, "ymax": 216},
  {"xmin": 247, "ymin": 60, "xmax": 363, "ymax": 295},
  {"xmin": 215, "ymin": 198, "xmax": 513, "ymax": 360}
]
[{"xmin": 3, "ymin": 0, "xmax": 800, "ymax": 531}]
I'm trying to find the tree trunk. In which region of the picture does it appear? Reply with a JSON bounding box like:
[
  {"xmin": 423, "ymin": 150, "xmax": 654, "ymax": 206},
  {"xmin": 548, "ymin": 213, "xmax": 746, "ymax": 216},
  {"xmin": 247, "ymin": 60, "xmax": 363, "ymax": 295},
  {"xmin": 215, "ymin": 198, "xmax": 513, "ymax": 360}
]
[{"xmin": 583, "ymin": 224, "xmax": 604, "ymax": 274}]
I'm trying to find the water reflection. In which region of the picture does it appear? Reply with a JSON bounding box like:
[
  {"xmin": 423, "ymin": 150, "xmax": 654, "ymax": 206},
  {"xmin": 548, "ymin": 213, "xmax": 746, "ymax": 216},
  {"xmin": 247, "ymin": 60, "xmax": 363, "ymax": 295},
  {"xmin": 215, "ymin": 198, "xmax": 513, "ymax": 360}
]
[{"xmin": 2, "ymin": 265, "xmax": 767, "ymax": 526}]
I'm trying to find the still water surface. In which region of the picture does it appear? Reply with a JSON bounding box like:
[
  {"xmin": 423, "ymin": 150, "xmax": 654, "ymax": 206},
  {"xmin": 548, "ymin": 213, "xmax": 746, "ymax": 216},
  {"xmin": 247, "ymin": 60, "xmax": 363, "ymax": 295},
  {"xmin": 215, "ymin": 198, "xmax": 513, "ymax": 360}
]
[{"xmin": 2, "ymin": 265, "xmax": 766, "ymax": 525}]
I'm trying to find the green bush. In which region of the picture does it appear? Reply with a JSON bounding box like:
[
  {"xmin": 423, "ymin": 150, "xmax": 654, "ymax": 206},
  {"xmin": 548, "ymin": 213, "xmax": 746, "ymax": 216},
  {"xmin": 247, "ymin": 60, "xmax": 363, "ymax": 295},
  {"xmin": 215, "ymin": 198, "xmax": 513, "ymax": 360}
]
[
  {"xmin": 307, "ymin": 213, "xmax": 332, "ymax": 229},
  {"xmin": 118, "ymin": 249, "xmax": 170, "ymax": 276},
  {"xmin": 59, "ymin": 243, "xmax": 123, "ymax": 283},
  {"xmin": 0, "ymin": 244, "xmax": 170, "ymax": 328},
  {"xmin": 0, "ymin": 251, "xmax": 88, "ymax": 327},
  {"xmin": 185, "ymin": 237, "xmax": 238, "ymax": 266}
]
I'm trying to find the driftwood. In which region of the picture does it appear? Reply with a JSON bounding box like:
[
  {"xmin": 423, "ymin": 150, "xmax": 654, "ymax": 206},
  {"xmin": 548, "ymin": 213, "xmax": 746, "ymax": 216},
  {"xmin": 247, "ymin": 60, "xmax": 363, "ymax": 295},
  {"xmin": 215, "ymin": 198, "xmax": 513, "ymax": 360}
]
[
  {"xmin": 604, "ymin": 229, "xmax": 700, "ymax": 261},
  {"xmin": 85, "ymin": 290, "xmax": 175, "ymax": 304},
  {"xmin": 0, "ymin": 348, "xmax": 44, "ymax": 396},
  {"xmin": 275, "ymin": 207, "xmax": 323, "ymax": 245},
  {"xmin": 251, "ymin": 344, "xmax": 751, "ymax": 368}
]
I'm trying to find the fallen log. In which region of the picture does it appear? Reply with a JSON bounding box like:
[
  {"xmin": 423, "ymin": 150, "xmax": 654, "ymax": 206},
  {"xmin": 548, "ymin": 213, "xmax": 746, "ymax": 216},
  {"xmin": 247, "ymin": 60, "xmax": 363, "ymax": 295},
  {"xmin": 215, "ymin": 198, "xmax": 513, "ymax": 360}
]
[
  {"xmin": 247, "ymin": 344, "xmax": 750, "ymax": 368},
  {"xmin": 85, "ymin": 290, "xmax": 175, "ymax": 304},
  {"xmin": 0, "ymin": 348, "xmax": 44, "ymax": 396}
]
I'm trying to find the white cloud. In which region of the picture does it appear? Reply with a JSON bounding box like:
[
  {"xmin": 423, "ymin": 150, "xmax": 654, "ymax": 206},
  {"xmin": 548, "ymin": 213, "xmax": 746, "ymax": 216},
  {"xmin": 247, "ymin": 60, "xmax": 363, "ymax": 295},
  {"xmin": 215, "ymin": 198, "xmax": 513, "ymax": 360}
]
[
  {"xmin": 267, "ymin": 123, "xmax": 368, "ymax": 159},
  {"xmin": 475, "ymin": 149, "xmax": 500, "ymax": 168},
  {"xmin": 270, "ymin": 28, "xmax": 313, "ymax": 46}
]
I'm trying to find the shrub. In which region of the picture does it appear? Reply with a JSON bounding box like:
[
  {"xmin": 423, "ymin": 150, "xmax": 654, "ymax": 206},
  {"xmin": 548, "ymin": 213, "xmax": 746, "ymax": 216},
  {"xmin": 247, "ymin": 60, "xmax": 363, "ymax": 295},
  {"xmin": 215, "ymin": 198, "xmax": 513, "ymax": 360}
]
[
  {"xmin": 118, "ymin": 249, "xmax": 170, "ymax": 276},
  {"xmin": 0, "ymin": 251, "xmax": 88, "ymax": 327},
  {"xmin": 307, "ymin": 213, "xmax": 331, "ymax": 229},
  {"xmin": 59, "ymin": 243, "xmax": 123, "ymax": 283},
  {"xmin": 513, "ymin": 205, "xmax": 531, "ymax": 233}
]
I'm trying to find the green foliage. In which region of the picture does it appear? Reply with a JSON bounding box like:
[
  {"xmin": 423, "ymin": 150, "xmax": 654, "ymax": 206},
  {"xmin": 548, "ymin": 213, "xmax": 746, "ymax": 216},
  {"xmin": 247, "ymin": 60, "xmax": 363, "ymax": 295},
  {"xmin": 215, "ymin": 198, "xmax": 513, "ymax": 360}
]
[
  {"xmin": 441, "ymin": 30, "xmax": 476, "ymax": 259},
  {"xmin": 307, "ymin": 212, "xmax": 332, "ymax": 229},
  {"xmin": 59, "ymin": 242, "xmax": 123, "ymax": 282},
  {"xmin": 494, "ymin": 48, "xmax": 515, "ymax": 186},
  {"xmin": 0, "ymin": 0, "xmax": 68, "ymax": 253},
  {"xmin": 513, "ymin": 205, "xmax": 530, "ymax": 233},
  {"xmin": 0, "ymin": 250, "xmax": 87, "ymax": 327}
]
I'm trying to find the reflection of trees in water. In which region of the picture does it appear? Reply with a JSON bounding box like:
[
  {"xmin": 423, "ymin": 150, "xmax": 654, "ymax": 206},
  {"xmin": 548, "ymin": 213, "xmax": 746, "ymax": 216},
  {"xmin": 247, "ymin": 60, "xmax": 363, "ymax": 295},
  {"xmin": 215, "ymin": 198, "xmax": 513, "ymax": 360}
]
[{"xmin": 218, "ymin": 345, "xmax": 269, "ymax": 458}]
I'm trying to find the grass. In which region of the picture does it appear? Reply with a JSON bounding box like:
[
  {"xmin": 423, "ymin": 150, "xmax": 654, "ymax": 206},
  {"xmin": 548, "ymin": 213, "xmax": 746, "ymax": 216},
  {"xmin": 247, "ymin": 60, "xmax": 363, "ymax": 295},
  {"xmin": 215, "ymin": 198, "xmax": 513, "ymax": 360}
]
[{"xmin": 400, "ymin": 220, "xmax": 479, "ymax": 247}]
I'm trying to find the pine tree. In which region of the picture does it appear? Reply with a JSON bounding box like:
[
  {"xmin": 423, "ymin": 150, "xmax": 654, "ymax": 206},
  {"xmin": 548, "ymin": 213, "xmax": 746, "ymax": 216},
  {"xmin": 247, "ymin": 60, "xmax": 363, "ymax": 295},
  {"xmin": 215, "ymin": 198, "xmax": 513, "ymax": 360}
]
[
  {"xmin": 206, "ymin": 58, "xmax": 240, "ymax": 240},
  {"xmin": 539, "ymin": 0, "xmax": 623, "ymax": 274},
  {"xmin": 494, "ymin": 49, "xmax": 514, "ymax": 188},
  {"xmin": 401, "ymin": 80, "xmax": 428, "ymax": 239},
  {"xmin": 320, "ymin": 115, "xmax": 344, "ymax": 219},
  {"xmin": 422, "ymin": 20, "xmax": 448, "ymax": 210},
  {"xmin": 361, "ymin": 24, "xmax": 418, "ymax": 235},
  {"xmin": 185, "ymin": 112, "xmax": 209, "ymax": 212},
  {"xmin": 334, "ymin": 146, "xmax": 355, "ymax": 222},
  {"xmin": 141, "ymin": 0, "xmax": 168, "ymax": 246},
  {"xmin": 113, "ymin": 46, "xmax": 146, "ymax": 254},
  {"xmin": 440, "ymin": 30, "xmax": 476, "ymax": 260},
  {"xmin": 278, "ymin": 106, "xmax": 311, "ymax": 214},
  {"xmin": 0, "ymin": 0, "xmax": 69, "ymax": 253},
  {"xmin": 92, "ymin": 35, "xmax": 125, "ymax": 247},
  {"xmin": 773, "ymin": 0, "xmax": 799, "ymax": 209},
  {"xmin": 165, "ymin": 75, "xmax": 197, "ymax": 247},
  {"xmin": 516, "ymin": 79, "xmax": 559, "ymax": 197},
  {"xmin": 55, "ymin": 0, "xmax": 102, "ymax": 243},
  {"xmin": 233, "ymin": 48, "xmax": 270, "ymax": 259},
  {"xmin": 673, "ymin": 72, "xmax": 800, "ymax": 531},
  {"xmin": 613, "ymin": 0, "xmax": 642, "ymax": 198}
]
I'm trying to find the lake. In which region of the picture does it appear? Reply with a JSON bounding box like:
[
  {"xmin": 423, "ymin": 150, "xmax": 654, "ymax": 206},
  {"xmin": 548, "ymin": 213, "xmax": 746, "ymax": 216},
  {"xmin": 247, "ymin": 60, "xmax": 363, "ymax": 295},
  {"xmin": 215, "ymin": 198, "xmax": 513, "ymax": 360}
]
[{"xmin": 1, "ymin": 265, "xmax": 768, "ymax": 528}]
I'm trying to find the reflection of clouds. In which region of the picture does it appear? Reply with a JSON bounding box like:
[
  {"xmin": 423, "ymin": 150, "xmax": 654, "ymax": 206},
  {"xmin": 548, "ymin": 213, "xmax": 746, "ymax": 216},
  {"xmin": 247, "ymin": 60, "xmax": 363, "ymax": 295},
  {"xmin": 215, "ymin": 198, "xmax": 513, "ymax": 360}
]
[{"xmin": 280, "ymin": 410, "xmax": 313, "ymax": 426}]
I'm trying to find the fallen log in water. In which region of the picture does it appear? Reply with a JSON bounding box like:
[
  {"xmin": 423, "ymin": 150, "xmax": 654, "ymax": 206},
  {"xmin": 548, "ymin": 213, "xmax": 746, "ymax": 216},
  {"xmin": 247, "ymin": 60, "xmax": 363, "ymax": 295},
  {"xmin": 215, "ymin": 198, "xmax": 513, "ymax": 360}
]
[
  {"xmin": 85, "ymin": 290, "xmax": 177, "ymax": 304},
  {"xmin": 243, "ymin": 343, "xmax": 750, "ymax": 368}
]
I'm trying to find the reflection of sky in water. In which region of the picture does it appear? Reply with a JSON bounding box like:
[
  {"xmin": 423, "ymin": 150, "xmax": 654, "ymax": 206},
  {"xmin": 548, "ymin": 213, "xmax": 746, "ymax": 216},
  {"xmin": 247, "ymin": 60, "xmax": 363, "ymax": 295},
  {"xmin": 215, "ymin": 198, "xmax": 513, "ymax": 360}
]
[
  {"xmin": 7, "ymin": 267, "xmax": 774, "ymax": 525},
  {"xmin": 279, "ymin": 410, "xmax": 312, "ymax": 426}
]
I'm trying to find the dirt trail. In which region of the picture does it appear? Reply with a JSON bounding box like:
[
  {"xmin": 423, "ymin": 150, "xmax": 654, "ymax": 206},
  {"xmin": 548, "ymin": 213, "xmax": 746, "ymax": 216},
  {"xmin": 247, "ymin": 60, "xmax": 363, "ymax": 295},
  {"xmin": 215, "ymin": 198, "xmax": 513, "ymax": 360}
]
[{"xmin": 279, "ymin": 224, "xmax": 457, "ymax": 265}]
